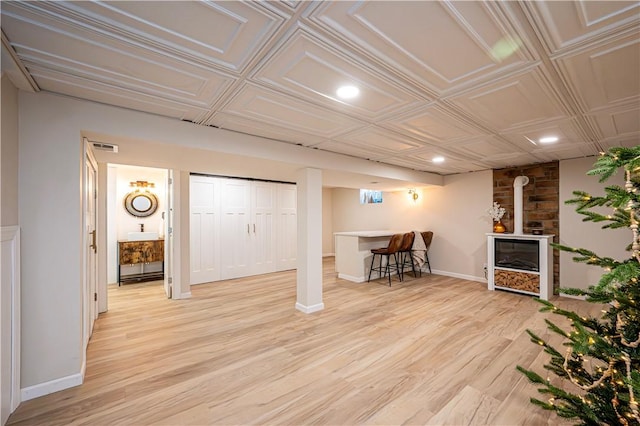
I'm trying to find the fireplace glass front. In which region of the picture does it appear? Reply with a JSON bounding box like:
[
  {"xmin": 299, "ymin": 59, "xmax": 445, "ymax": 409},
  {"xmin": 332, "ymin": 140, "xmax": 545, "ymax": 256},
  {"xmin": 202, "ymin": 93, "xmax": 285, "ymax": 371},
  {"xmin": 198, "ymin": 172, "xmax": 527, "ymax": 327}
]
[{"xmin": 494, "ymin": 238, "xmax": 539, "ymax": 272}]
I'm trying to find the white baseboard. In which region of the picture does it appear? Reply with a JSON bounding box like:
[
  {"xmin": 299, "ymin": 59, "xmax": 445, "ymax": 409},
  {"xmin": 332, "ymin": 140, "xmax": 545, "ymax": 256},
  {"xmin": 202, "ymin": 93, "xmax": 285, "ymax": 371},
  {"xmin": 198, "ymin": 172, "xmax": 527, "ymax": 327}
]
[
  {"xmin": 430, "ymin": 269, "xmax": 486, "ymax": 283},
  {"xmin": 295, "ymin": 302, "xmax": 325, "ymax": 314},
  {"xmin": 337, "ymin": 268, "xmax": 485, "ymax": 284},
  {"xmin": 559, "ymin": 292, "xmax": 587, "ymax": 300},
  {"xmin": 337, "ymin": 273, "xmax": 366, "ymax": 283},
  {"xmin": 177, "ymin": 291, "xmax": 192, "ymax": 299},
  {"xmin": 21, "ymin": 372, "xmax": 83, "ymax": 401}
]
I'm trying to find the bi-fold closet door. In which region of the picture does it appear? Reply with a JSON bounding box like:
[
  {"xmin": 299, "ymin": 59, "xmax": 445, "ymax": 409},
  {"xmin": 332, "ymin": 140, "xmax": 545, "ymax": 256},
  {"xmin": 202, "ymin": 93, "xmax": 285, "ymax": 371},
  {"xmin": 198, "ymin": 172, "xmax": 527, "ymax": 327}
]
[
  {"xmin": 190, "ymin": 175, "xmax": 296, "ymax": 285},
  {"xmin": 190, "ymin": 175, "xmax": 221, "ymax": 284}
]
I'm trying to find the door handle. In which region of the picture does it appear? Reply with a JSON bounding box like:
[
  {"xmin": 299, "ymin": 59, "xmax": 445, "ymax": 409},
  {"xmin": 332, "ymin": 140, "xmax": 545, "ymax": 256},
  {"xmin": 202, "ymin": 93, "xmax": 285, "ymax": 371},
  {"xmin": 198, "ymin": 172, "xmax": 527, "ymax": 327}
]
[
  {"xmin": 247, "ymin": 224, "xmax": 250, "ymax": 235},
  {"xmin": 90, "ymin": 230, "xmax": 97, "ymax": 253},
  {"xmin": 253, "ymin": 224, "xmax": 256, "ymax": 234}
]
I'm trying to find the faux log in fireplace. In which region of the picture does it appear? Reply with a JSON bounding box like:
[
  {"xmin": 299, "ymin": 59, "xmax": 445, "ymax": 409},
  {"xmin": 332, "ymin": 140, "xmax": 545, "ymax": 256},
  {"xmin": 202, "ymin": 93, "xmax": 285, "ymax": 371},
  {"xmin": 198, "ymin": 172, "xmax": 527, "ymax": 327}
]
[{"xmin": 486, "ymin": 234, "xmax": 554, "ymax": 300}]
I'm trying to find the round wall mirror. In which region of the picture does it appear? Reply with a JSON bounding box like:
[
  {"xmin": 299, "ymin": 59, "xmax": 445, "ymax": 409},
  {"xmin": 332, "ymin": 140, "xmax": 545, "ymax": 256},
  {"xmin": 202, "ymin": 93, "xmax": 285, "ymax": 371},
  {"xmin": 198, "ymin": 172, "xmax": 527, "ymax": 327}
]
[{"xmin": 124, "ymin": 191, "xmax": 159, "ymax": 217}]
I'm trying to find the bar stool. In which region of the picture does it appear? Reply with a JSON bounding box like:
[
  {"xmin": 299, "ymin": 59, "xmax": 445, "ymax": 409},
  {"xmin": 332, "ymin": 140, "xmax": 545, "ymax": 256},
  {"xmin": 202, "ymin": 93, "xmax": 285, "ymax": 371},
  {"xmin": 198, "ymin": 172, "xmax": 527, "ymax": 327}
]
[
  {"xmin": 367, "ymin": 233, "xmax": 403, "ymax": 286},
  {"xmin": 421, "ymin": 231, "xmax": 433, "ymax": 274},
  {"xmin": 398, "ymin": 232, "xmax": 417, "ymax": 280}
]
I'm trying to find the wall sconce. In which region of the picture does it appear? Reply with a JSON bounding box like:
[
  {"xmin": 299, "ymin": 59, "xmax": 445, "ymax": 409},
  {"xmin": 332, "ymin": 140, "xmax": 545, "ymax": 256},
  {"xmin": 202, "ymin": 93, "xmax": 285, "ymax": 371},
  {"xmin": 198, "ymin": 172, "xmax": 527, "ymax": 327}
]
[
  {"xmin": 408, "ymin": 189, "xmax": 419, "ymax": 202},
  {"xmin": 129, "ymin": 180, "xmax": 155, "ymax": 192}
]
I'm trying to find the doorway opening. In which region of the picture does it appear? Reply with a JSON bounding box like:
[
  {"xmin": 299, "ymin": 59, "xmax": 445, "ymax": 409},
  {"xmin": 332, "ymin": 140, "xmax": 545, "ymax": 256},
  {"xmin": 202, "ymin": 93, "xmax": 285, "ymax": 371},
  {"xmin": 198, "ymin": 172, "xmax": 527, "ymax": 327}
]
[{"xmin": 105, "ymin": 164, "xmax": 170, "ymax": 309}]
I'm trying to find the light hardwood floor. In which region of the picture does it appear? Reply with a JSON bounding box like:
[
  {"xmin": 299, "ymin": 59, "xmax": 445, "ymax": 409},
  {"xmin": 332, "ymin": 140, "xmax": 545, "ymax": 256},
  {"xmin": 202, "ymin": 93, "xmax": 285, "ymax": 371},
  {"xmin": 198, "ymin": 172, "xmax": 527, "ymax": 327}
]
[{"xmin": 9, "ymin": 258, "xmax": 601, "ymax": 425}]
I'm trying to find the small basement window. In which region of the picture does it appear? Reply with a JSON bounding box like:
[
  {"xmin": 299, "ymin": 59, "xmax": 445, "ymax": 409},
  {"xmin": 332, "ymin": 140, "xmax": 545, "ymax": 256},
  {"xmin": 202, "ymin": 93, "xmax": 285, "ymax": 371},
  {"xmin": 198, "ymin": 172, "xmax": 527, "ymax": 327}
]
[{"xmin": 360, "ymin": 189, "xmax": 383, "ymax": 204}]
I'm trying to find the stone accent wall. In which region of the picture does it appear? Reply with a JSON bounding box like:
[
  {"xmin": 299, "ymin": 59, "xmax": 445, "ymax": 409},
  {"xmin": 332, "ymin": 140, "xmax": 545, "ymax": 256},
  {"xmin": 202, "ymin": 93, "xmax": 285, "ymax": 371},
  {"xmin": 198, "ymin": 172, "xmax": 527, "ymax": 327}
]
[{"xmin": 493, "ymin": 162, "xmax": 559, "ymax": 290}]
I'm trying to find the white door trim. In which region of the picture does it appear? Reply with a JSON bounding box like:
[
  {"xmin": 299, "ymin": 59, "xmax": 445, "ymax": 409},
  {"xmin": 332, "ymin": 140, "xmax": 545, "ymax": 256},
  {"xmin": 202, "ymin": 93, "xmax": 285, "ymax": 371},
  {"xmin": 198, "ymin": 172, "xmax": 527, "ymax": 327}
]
[
  {"xmin": 81, "ymin": 139, "xmax": 98, "ymax": 376},
  {"xmin": 1, "ymin": 225, "xmax": 21, "ymax": 419}
]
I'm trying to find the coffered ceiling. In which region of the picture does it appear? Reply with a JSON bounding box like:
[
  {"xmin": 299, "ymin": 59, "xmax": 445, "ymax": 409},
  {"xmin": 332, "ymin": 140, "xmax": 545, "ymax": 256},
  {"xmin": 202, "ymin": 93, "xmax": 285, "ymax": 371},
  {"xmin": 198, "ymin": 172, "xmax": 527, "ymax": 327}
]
[{"xmin": 2, "ymin": 1, "xmax": 639, "ymax": 175}]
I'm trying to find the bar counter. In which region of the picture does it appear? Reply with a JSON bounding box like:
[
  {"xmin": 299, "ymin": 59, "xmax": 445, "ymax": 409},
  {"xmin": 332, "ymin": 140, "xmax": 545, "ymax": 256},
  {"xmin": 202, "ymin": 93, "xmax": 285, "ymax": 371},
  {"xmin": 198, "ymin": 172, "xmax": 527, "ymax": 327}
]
[{"xmin": 334, "ymin": 231, "xmax": 402, "ymax": 282}]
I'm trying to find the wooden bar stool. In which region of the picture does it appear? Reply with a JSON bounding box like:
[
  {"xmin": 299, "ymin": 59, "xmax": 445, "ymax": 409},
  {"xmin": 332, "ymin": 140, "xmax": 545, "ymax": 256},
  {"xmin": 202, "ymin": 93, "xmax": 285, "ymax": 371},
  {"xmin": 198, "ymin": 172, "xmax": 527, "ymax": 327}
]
[
  {"xmin": 398, "ymin": 232, "xmax": 417, "ymax": 280},
  {"xmin": 421, "ymin": 231, "xmax": 433, "ymax": 274},
  {"xmin": 367, "ymin": 233, "xmax": 403, "ymax": 286}
]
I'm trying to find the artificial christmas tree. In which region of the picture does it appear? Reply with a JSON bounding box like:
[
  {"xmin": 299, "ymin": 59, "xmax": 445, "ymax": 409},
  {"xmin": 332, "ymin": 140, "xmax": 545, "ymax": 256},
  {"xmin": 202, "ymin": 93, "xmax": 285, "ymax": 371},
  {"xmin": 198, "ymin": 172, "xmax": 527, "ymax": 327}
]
[{"xmin": 517, "ymin": 146, "xmax": 640, "ymax": 425}]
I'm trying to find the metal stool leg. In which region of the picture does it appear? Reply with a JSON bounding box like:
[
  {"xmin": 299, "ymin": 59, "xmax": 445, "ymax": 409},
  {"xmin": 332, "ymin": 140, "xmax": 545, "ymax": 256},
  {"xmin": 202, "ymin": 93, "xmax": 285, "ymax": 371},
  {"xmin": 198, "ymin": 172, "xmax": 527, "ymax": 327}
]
[{"xmin": 368, "ymin": 253, "xmax": 378, "ymax": 282}]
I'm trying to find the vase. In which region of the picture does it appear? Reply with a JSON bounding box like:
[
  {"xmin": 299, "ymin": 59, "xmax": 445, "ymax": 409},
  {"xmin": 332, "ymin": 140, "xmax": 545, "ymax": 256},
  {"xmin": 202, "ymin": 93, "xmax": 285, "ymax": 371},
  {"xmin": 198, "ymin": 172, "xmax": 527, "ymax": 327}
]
[{"xmin": 493, "ymin": 219, "xmax": 506, "ymax": 233}]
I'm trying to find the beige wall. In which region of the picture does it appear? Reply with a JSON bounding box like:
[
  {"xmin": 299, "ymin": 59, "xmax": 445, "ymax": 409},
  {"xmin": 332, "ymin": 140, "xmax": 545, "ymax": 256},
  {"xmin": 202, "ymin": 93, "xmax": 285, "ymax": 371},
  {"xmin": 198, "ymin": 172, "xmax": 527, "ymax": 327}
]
[
  {"xmin": 322, "ymin": 188, "xmax": 334, "ymax": 255},
  {"xmin": 19, "ymin": 92, "xmax": 84, "ymax": 388},
  {"xmin": 423, "ymin": 171, "xmax": 493, "ymax": 281},
  {"xmin": 1, "ymin": 75, "xmax": 19, "ymax": 226},
  {"xmin": 330, "ymin": 173, "xmax": 493, "ymax": 281},
  {"xmin": 331, "ymin": 187, "xmax": 430, "ymax": 232},
  {"xmin": 559, "ymin": 157, "xmax": 630, "ymax": 291}
]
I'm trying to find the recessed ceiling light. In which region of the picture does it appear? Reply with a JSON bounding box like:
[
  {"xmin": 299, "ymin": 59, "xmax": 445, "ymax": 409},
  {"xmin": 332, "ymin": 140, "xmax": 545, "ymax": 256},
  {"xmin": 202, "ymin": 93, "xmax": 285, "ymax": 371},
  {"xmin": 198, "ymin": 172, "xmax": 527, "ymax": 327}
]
[
  {"xmin": 432, "ymin": 156, "xmax": 445, "ymax": 163},
  {"xmin": 336, "ymin": 85, "xmax": 359, "ymax": 99},
  {"xmin": 539, "ymin": 136, "xmax": 559, "ymax": 143}
]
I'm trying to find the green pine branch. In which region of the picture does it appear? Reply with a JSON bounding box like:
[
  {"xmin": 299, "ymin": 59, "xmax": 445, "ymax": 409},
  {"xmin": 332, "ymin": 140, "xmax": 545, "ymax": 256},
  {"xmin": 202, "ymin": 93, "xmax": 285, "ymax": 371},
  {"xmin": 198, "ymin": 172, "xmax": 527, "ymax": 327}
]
[
  {"xmin": 517, "ymin": 146, "xmax": 640, "ymax": 425},
  {"xmin": 587, "ymin": 147, "xmax": 640, "ymax": 182}
]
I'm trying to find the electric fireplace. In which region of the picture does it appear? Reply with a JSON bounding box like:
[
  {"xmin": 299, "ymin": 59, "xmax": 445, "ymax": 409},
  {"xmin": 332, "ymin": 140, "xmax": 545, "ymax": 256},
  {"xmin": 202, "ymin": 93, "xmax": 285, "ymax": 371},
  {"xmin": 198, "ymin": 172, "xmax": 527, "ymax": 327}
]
[
  {"xmin": 487, "ymin": 234, "xmax": 553, "ymax": 300},
  {"xmin": 494, "ymin": 238, "xmax": 539, "ymax": 272}
]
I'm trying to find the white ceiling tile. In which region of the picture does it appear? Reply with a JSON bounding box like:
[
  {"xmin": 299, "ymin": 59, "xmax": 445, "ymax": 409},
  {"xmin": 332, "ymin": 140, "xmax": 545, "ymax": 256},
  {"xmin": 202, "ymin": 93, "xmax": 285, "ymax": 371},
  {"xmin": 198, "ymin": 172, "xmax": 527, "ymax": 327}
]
[
  {"xmin": 219, "ymin": 84, "xmax": 365, "ymax": 139},
  {"xmin": 589, "ymin": 103, "xmax": 640, "ymax": 139},
  {"xmin": 448, "ymin": 68, "xmax": 568, "ymax": 131},
  {"xmin": 384, "ymin": 105, "xmax": 488, "ymax": 142},
  {"xmin": 446, "ymin": 137, "xmax": 525, "ymax": 160},
  {"xmin": 333, "ymin": 127, "xmax": 425, "ymax": 156},
  {"xmin": 29, "ymin": 67, "xmax": 206, "ymax": 121},
  {"xmin": 557, "ymin": 33, "xmax": 640, "ymax": 111},
  {"xmin": 252, "ymin": 29, "xmax": 423, "ymax": 119},
  {"xmin": 1, "ymin": 3, "xmax": 236, "ymax": 106},
  {"xmin": 309, "ymin": 1, "xmax": 530, "ymax": 94},
  {"xmin": 1, "ymin": 0, "xmax": 638, "ymax": 180},
  {"xmin": 24, "ymin": 1, "xmax": 286, "ymax": 73},
  {"xmin": 528, "ymin": 1, "xmax": 640, "ymax": 52},
  {"xmin": 385, "ymin": 152, "xmax": 486, "ymax": 174},
  {"xmin": 601, "ymin": 136, "xmax": 640, "ymax": 150},
  {"xmin": 529, "ymin": 142, "xmax": 599, "ymax": 162},
  {"xmin": 313, "ymin": 140, "xmax": 388, "ymax": 160},
  {"xmin": 499, "ymin": 119, "xmax": 590, "ymax": 153},
  {"xmin": 210, "ymin": 113, "xmax": 326, "ymax": 147}
]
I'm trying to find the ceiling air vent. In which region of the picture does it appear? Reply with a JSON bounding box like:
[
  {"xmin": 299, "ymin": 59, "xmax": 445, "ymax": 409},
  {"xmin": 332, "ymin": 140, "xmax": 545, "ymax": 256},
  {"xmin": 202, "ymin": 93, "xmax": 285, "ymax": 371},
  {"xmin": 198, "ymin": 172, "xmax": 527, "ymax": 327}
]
[{"xmin": 92, "ymin": 142, "xmax": 118, "ymax": 153}]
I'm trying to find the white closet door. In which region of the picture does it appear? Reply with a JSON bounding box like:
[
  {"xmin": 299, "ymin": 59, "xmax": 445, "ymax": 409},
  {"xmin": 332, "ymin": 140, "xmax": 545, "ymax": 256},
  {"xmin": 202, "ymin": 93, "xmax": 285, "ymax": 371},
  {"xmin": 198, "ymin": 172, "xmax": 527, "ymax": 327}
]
[
  {"xmin": 190, "ymin": 175, "xmax": 220, "ymax": 284},
  {"xmin": 276, "ymin": 184, "xmax": 297, "ymax": 271},
  {"xmin": 252, "ymin": 182, "xmax": 276, "ymax": 275},
  {"xmin": 220, "ymin": 179, "xmax": 251, "ymax": 279}
]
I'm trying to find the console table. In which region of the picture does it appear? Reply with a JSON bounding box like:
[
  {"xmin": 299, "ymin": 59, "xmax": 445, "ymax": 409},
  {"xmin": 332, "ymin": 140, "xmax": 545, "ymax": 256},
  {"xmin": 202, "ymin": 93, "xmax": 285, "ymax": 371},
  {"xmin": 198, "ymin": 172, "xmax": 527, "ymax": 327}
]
[{"xmin": 117, "ymin": 239, "xmax": 164, "ymax": 285}]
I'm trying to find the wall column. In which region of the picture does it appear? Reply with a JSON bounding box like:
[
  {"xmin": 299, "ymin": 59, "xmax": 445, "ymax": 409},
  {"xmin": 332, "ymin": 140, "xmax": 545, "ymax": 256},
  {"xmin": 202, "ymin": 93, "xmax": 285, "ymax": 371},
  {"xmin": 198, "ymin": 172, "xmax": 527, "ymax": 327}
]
[{"xmin": 295, "ymin": 168, "xmax": 324, "ymax": 313}]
